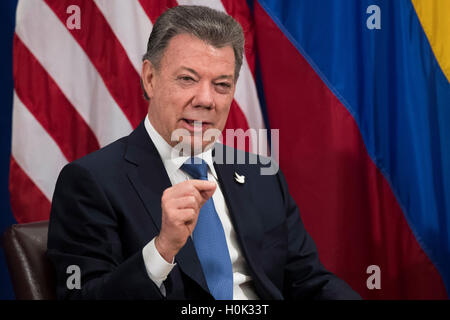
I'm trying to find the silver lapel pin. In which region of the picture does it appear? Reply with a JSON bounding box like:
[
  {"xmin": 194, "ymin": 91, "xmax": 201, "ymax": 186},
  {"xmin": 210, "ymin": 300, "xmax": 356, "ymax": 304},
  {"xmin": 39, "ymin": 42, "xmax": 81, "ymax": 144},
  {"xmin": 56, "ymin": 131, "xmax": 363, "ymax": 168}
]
[{"xmin": 234, "ymin": 172, "xmax": 245, "ymax": 184}]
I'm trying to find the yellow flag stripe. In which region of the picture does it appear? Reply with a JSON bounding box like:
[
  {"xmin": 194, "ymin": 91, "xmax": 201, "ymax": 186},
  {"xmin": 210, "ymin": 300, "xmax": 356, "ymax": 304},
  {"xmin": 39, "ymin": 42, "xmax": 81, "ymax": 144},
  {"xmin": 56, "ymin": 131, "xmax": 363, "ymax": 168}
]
[{"xmin": 412, "ymin": 0, "xmax": 450, "ymax": 82}]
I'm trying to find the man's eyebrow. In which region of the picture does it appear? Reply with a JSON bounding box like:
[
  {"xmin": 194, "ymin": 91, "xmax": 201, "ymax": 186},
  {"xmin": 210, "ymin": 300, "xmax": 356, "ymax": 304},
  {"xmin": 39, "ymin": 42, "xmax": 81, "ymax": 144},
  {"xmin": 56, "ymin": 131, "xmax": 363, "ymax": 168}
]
[
  {"xmin": 214, "ymin": 74, "xmax": 234, "ymax": 81},
  {"xmin": 178, "ymin": 67, "xmax": 200, "ymax": 77},
  {"xmin": 177, "ymin": 66, "xmax": 233, "ymax": 81}
]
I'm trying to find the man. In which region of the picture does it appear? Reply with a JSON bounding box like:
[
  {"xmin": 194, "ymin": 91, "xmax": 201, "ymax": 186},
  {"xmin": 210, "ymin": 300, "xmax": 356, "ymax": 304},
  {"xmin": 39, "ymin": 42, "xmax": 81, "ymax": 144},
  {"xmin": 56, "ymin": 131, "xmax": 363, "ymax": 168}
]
[{"xmin": 47, "ymin": 5, "xmax": 360, "ymax": 300}]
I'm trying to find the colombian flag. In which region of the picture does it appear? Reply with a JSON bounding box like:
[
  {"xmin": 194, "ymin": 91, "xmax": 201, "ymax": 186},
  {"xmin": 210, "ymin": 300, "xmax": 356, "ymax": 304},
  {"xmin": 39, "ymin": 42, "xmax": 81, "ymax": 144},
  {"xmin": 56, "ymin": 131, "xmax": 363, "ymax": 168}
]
[
  {"xmin": 1, "ymin": 0, "xmax": 449, "ymax": 300},
  {"xmin": 254, "ymin": 0, "xmax": 449, "ymax": 299}
]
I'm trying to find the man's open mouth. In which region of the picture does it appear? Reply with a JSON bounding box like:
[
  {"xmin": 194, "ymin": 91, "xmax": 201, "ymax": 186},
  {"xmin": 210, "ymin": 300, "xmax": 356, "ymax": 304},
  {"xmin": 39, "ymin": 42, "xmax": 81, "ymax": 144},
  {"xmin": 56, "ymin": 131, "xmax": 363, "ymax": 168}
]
[
  {"xmin": 181, "ymin": 118, "xmax": 211, "ymax": 128},
  {"xmin": 183, "ymin": 119, "xmax": 197, "ymax": 125}
]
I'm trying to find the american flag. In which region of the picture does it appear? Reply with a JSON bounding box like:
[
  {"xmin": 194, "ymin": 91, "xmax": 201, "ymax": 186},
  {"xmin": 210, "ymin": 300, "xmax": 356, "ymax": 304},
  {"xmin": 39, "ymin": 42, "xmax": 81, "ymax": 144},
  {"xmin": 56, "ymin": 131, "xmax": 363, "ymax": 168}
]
[
  {"xmin": 10, "ymin": 0, "xmax": 450, "ymax": 299},
  {"xmin": 10, "ymin": 0, "xmax": 265, "ymax": 223}
]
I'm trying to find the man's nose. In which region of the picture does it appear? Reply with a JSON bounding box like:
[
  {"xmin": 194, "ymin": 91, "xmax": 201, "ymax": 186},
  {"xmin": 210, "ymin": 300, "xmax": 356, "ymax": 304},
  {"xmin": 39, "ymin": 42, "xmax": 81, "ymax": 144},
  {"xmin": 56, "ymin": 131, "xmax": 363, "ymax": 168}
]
[{"xmin": 192, "ymin": 81, "xmax": 214, "ymax": 109}]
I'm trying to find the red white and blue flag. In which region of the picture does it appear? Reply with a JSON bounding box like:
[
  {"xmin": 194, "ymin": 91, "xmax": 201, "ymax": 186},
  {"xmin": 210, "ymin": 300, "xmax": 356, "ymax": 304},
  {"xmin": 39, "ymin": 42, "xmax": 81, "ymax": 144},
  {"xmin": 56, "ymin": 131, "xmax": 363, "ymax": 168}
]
[{"xmin": 8, "ymin": 0, "xmax": 450, "ymax": 299}]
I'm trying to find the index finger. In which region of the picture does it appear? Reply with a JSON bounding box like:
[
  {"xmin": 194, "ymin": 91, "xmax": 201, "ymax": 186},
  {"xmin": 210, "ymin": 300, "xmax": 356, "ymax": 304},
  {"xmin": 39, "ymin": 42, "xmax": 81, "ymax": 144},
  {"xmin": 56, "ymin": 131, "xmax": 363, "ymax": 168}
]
[
  {"xmin": 188, "ymin": 179, "xmax": 216, "ymax": 192},
  {"xmin": 188, "ymin": 179, "xmax": 216, "ymax": 202}
]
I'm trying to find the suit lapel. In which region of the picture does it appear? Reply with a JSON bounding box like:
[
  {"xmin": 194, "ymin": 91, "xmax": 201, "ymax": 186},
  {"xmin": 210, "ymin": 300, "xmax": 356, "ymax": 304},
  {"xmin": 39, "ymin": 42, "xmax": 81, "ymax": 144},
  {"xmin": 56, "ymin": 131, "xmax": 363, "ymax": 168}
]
[
  {"xmin": 213, "ymin": 161, "xmax": 264, "ymax": 256},
  {"xmin": 124, "ymin": 122, "xmax": 210, "ymax": 295},
  {"xmin": 213, "ymin": 146, "xmax": 283, "ymax": 300}
]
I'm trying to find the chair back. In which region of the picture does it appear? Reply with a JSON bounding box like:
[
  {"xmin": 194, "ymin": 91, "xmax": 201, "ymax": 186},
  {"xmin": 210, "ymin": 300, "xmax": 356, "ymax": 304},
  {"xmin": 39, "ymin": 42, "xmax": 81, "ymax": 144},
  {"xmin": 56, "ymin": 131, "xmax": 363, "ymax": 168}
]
[{"xmin": 1, "ymin": 221, "xmax": 56, "ymax": 299}]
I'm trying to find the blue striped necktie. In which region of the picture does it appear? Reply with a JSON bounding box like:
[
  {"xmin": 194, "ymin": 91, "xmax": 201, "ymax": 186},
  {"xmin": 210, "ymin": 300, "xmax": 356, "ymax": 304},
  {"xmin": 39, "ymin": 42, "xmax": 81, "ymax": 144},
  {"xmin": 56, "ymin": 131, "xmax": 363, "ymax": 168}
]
[{"xmin": 181, "ymin": 157, "xmax": 233, "ymax": 300}]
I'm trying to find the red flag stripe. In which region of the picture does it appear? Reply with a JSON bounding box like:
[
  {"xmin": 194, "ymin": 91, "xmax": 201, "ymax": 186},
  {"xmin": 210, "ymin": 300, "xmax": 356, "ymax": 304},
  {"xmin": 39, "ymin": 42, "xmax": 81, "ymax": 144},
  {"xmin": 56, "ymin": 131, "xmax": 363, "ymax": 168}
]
[
  {"xmin": 222, "ymin": 99, "xmax": 251, "ymax": 150},
  {"xmin": 224, "ymin": 100, "xmax": 251, "ymax": 132},
  {"xmin": 44, "ymin": 0, "xmax": 147, "ymax": 128},
  {"xmin": 220, "ymin": 0, "xmax": 256, "ymax": 76},
  {"xmin": 94, "ymin": 0, "xmax": 153, "ymax": 73},
  {"xmin": 13, "ymin": 35, "xmax": 100, "ymax": 162},
  {"xmin": 11, "ymin": 90, "xmax": 69, "ymax": 201},
  {"xmin": 138, "ymin": 0, "xmax": 178, "ymax": 23},
  {"xmin": 9, "ymin": 157, "xmax": 52, "ymax": 223}
]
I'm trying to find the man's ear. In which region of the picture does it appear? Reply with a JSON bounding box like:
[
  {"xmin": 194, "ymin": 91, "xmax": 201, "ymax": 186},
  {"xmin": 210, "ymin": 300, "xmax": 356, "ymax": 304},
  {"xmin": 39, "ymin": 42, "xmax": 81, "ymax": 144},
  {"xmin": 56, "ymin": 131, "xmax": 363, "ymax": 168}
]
[{"xmin": 141, "ymin": 59, "xmax": 156, "ymax": 99}]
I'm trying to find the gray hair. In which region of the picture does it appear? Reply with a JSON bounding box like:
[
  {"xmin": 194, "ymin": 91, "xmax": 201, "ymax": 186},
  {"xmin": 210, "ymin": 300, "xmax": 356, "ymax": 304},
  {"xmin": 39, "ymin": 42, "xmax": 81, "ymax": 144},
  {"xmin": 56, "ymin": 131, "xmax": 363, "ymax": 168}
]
[{"xmin": 141, "ymin": 5, "xmax": 245, "ymax": 100}]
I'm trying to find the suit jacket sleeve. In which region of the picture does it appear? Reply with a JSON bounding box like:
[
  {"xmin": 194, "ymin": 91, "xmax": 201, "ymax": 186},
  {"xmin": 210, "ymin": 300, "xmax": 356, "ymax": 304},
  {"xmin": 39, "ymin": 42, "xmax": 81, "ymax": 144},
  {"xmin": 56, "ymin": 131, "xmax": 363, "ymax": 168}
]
[
  {"xmin": 277, "ymin": 169, "xmax": 361, "ymax": 300},
  {"xmin": 47, "ymin": 162, "xmax": 164, "ymax": 300}
]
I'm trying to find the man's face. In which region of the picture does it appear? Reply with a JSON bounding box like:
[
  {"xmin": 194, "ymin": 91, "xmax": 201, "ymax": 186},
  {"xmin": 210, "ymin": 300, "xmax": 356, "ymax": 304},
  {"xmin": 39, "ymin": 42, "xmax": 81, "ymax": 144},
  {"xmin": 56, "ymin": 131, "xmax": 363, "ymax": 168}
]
[{"xmin": 142, "ymin": 33, "xmax": 236, "ymax": 151}]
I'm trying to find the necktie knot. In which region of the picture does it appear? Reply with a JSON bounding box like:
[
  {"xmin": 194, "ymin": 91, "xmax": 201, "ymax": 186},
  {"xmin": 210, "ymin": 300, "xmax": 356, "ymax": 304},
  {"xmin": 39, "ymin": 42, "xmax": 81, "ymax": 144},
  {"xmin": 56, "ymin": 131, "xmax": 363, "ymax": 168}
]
[{"xmin": 181, "ymin": 157, "xmax": 208, "ymax": 180}]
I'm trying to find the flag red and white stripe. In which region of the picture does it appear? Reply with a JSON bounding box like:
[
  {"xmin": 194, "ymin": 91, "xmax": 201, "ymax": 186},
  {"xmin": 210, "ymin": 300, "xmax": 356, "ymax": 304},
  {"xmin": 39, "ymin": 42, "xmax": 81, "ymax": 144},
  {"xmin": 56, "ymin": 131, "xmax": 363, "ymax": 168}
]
[{"xmin": 10, "ymin": 0, "xmax": 265, "ymax": 223}]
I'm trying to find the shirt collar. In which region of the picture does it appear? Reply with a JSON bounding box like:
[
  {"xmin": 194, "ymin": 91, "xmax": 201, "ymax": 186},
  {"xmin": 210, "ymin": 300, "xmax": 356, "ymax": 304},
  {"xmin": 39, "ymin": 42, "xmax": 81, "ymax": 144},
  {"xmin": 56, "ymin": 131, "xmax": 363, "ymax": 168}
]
[{"xmin": 144, "ymin": 115, "xmax": 218, "ymax": 179}]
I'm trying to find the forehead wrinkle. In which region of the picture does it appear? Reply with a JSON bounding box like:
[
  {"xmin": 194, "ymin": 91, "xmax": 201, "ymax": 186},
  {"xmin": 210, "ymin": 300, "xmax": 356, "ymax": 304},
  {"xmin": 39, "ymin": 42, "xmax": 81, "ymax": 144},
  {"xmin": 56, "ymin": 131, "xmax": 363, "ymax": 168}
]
[
  {"xmin": 161, "ymin": 34, "xmax": 235, "ymax": 81},
  {"xmin": 177, "ymin": 66, "xmax": 233, "ymax": 82}
]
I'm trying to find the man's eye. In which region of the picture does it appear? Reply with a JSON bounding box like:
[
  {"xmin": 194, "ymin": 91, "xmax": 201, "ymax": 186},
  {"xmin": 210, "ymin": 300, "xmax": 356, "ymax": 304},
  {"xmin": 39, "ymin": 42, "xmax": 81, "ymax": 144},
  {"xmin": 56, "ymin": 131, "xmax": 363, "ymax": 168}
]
[
  {"xmin": 214, "ymin": 82, "xmax": 232, "ymax": 93},
  {"xmin": 179, "ymin": 76, "xmax": 195, "ymax": 82},
  {"xmin": 216, "ymin": 82, "xmax": 231, "ymax": 88}
]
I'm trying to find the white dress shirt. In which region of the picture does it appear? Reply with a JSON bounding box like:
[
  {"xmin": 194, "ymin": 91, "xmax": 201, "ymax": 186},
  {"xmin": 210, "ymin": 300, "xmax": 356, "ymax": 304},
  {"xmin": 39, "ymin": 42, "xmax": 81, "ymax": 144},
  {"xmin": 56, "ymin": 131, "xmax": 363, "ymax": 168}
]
[{"xmin": 142, "ymin": 116, "xmax": 259, "ymax": 300}]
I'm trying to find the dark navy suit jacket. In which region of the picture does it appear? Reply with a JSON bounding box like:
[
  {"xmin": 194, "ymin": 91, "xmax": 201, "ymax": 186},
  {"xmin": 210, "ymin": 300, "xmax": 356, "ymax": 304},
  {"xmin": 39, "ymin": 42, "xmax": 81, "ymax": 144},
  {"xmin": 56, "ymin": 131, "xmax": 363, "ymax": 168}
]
[{"xmin": 47, "ymin": 121, "xmax": 361, "ymax": 300}]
